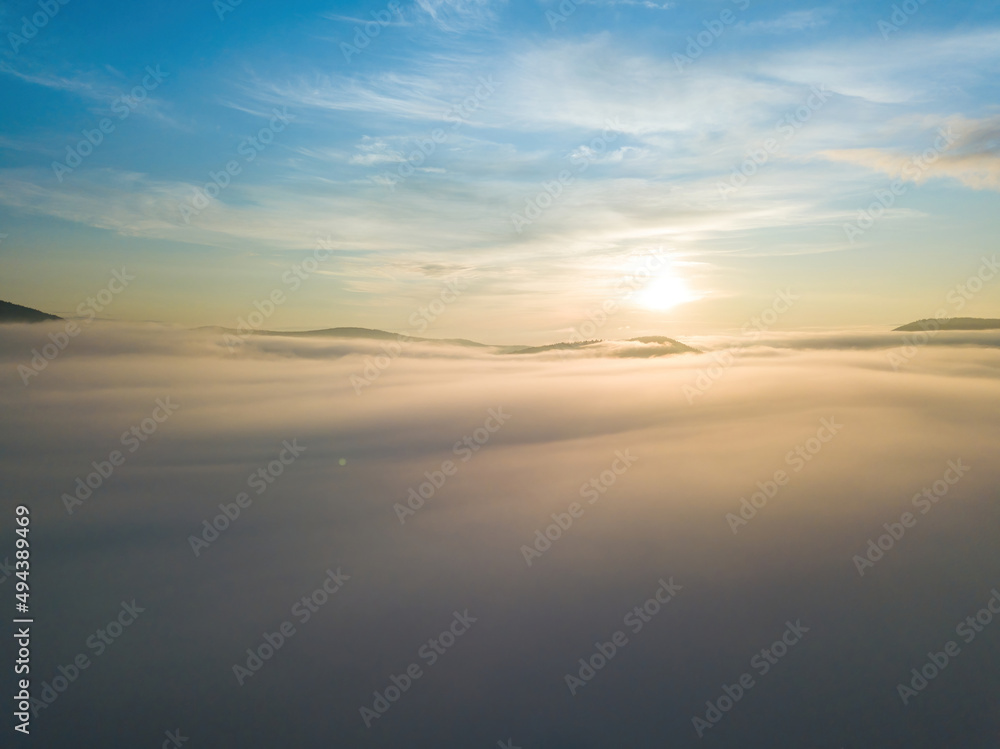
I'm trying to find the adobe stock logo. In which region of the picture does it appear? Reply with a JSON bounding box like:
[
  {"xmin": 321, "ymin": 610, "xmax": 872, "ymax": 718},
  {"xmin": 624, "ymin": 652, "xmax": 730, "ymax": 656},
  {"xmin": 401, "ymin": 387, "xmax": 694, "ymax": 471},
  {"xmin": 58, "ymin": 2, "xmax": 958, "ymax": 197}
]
[
  {"xmin": 394, "ymin": 409, "xmax": 511, "ymax": 525},
  {"xmin": 340, "ymin": 1, "xmax": 402, "ymax": 63},
  {"xmin": 7, "ymin": 0, "xmax": 71, "ymax": 54},
  {"xmin": 691, "ymin": 619, "xmax": 809, "ymax": 738},
  {"xmin": 725, "ymin": 417, "xmax": 842, "ymax": 534},
  {"xmin": 520, "ymin": 450, "xmax": 638, "ymax": 567},
  {"xmin": 895, "ymin": 587, "xmax": 1000, "ymax": 705},
  {"xmin": 178, "ymin": 108, "xmax": 294, "ymax": 224},
  {"xmin": 62, "ymin": 398, "xmax": 180, "ymax": 514},
  {"xmin": 852, "ymin": 459, "xmax": 970, "ymax": 577},
  {"xmin": 188, "ymin": 439, "xmax": 306, "ymax": 555},
  {"xmin": 51, "ymin": 67, "xmax": 168, "ymax": 182},
  {"xmin": 19, "ymin": 268, "xmax": 135, "ymax": 386},
  {"xmin": 563, "ymin": 577, "xmax": 682, "ymax": 695},
  {"xmin": 673, "ymin": 0, "xmax": 751, "ymax": 71},
  {"xmin": 232, "ymin": 567, "xmax": 350, "ymax": 686},
  {"xmin": 359, "ymin": 610, "xmax": 477, "ymax": 727},
  {"xmin": 29, "ymin": 600, "xmax": 145, "ymax": 718},
  {"xmin": 157, "ymin": 729, "xmax": 189, "ymax": 748}
]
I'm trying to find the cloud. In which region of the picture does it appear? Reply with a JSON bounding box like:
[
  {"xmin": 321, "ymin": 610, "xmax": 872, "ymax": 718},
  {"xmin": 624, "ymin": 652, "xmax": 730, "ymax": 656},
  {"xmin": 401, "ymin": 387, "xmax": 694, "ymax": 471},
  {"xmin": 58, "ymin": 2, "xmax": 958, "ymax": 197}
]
[
  {"xmin": 347, "ymin": 136, "xmax": 408, "ymax": 166},
  {"xmin": 568, "ymin": 144, "xmax": 648, "ymax": 164},
  {"xmin": 578, "ymin": 0, "xmax": 674, "ymax": 8},
  {"xmin": 741, "ymin": 8, "xmax": 831, "ymax": 34},
  {"xmin": 321, "ymin": 9, "xmax": 408, "ymax": 27},
  {"xmin": 413, "ymin": 0, "xmax": 505, "ymax": 31},
  {"xmin": 751, "ymin": 28, "xmax": 1000, "ymax": 104},
  {"xmin": 0, "ymin": 61, "xmax": 183, "ymax": 136},
  {"xmin": 0, "ymin": 62, "xmax": 112, "ymax": 100},
  {"xmin": 821, "ymin": 115, "xmax": 1000, "ymax": 191},
  {"xmin": 2, "ymin": 322, "xmax": 999, "ymax": 746}
]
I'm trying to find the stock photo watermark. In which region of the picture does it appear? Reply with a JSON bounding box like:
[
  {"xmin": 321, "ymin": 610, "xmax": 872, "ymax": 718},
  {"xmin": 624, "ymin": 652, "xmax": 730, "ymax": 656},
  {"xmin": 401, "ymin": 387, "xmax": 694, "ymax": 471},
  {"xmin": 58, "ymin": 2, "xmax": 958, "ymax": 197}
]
[
  {"xmin": 521, "ymin": 450, "xmax": 638, "ymax": 566},
  {"xmin": 510, "ymin": 119, "xmax": 622, "ymax": 233},
  {"xmin": 887, "ymin": 255, "xmax": 1000, "ymax": 369},
  {"xmin": 339, "ymin": 1, "xmax": 402, "ymax": 62},
  {"xmin": 373, "ymin": 76, "xmax": 498, "ymax": 191},
  {"xmin": 359, "ymin": 610, "xmax": 478, "ymax": 727},
  {"xmin": 51, "ymin": 67, "xmax": 169, "ymax": 182},
  {"xmin": 61, "ymin": 398, "xmax": 180, "ymax": 514},
  {"xmin": 895, "ymin": 587, "xmax": 999, "ymax": 705},
  {"xmin": 349, "ymin": 274, "xmax": 471, "ymax": 394},
  {"xmin": 692, "ymin": 619, "xmax": 809, "ymax": 738},
  {"xmin": 726, "ymin": 417, "xmax": 843, "ymax": 534},
  {"xmin": 717, "ymin": 85, "xmax": 832, "ymax": 199},
  {"xmin": 673, "ymin": 0, "xmax": 751, "ymax": 71},
  {"xmin": 19, "ymin": 267, "xmax": 135, "ymax": 385},
  {"xmin": 563, "ymin": 577, "xmax": 682, "ymax": 695},
  {"xmin": 214, "ymin": 0, "xmax": 243, "ymax": 21},
  {"xmin": 878, "ymin": 0, "xmax": 930, "ymax": 39},
  {"xmin": 565, "ymin": 250, "xmax": 669, "ymax": 343},
  {"xmin": 179, "ymin": 107, "xmax": 295, "ymax": 223},
  {"xmin": 683, "ymin": 289, "xmax": 798, "ymax": 403},
  {"xmin": 842, "ymin": 127, "xmax": 956, "ymax": 244},
  {"xmin": 852, "ymin": 459, "xmax": 970, "ymax": 577},
  {"xmin": 188, "ymin": 439, "xmax": 306, "ymax": 555},
  {"xmin": 223, "ymin": 236, "xmax": 336, "ymax": 350},
  {"xmin": 394, "ymin": 408, "xmax": 511, "ymax": 524},
  {"xmin": 157, "ymin": 729, "xmax": 189, "ymax": 748},
  {"xmin": 0, "ymin": 556, "xmax": 15, "ymax": 585},
  {"xmin": 27, "ymin": 600, "xmax": 145, "ymax": 717},
  {"xmin": 7, "ymin": 0, "xmax": 71, "ymax": 53},
  {"xmin": 232, "ymin": 567, "xmax": 350, "ymax": 685}
]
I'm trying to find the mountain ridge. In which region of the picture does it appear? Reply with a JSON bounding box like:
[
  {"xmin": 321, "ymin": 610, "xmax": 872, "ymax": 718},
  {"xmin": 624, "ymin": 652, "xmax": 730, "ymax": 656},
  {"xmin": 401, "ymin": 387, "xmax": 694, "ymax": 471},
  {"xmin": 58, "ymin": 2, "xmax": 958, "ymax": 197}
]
[
  {"xmin": 9, "ymin": 308, "xmax": 999, "ymax": 340},
  {"xmin": 894, "ymin": 317, "xmax": 1000, "ymax": 332},
  {"xmin": 200, "ymin": 325, "xmax": 700, "ymax": 355},
  {"xmin": 0, "ymin": 299, "xmax": 62, "ymax": 323}
]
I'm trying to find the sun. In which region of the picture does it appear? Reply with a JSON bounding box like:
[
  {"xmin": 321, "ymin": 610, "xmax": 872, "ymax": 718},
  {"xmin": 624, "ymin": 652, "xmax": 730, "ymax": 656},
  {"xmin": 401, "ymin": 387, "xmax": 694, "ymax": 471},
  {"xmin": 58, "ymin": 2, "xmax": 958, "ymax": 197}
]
[{"xmin": 634, "ymin": 271, "xmax": 701, "ymax": 311}]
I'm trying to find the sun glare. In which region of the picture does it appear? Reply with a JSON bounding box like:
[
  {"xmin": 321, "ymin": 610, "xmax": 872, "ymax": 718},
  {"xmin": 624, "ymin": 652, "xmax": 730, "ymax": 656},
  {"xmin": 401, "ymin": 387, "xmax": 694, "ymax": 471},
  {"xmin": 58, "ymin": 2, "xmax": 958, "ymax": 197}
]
[{"xmin": 634, "ymin": 271, "xmax": 700, "ymax": 311}]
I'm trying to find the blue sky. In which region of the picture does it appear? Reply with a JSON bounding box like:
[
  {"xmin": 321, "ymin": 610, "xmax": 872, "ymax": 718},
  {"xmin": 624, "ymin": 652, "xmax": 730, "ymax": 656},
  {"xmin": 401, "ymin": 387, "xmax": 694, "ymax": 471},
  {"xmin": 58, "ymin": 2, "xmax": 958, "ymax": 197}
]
[{"xmin": 1, "ymin": 0, "xmax": 999, "ymax": 341}]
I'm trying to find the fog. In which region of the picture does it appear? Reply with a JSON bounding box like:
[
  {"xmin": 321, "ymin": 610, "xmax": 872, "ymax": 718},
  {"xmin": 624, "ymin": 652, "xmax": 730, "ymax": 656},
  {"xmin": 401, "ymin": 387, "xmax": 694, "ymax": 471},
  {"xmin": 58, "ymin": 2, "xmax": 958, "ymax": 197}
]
[{"xmin": 2, "ymin": 322, "xmax": 999, "ymax": 747}]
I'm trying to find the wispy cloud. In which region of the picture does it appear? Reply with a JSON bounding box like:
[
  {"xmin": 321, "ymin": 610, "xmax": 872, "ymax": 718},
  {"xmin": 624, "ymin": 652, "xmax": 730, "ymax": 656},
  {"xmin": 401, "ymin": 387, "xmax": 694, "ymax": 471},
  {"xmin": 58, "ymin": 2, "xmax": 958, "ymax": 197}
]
[
  {"xmin": 741, "ymin": 8, "xmax": 831, "ymax": 34},
  {"xmin": 0, "ymin": 62, "xmax": 113, "ymax": 100},
  {"xmin": 577, "ymin": 0, "xmax": 674, "ymax": 8},
  {"xmin": 322, "ymin": 10, "xmax": 408, "ymax": 26},
  {"xmin": 413, "ymin": 0, "xmax": 505, "ymax": 31},
  {"xmin": 752, "ymin": 28, "xmax": 1000, "ymax": 104},
  {"xmin": 347, "ymin": 137, "xmax": 408, "ymax": 166},
  {"xmin": 821, "ymin": 115, "xmax": 1000, "ymax": 191},
  {"xmin": 0, "ymin": 61, "xmax": 182, "ymax": 131}
]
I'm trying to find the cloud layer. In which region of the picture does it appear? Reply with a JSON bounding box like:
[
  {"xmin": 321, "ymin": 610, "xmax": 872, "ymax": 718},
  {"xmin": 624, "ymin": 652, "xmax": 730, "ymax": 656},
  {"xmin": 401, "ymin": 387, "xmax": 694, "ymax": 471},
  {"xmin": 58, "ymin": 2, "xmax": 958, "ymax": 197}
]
[{"xmin": 2, "ymin": 323, "xmax": 999, "ymax": 746}]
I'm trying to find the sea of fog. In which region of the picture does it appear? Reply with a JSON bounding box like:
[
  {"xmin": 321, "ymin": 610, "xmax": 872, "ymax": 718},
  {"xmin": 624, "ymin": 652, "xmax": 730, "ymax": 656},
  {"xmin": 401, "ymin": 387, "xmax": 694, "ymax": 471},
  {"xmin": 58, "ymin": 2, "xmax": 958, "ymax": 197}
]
[{"xmin": 1, "ymin": 323, "xmax": 999, "ymax": 748}]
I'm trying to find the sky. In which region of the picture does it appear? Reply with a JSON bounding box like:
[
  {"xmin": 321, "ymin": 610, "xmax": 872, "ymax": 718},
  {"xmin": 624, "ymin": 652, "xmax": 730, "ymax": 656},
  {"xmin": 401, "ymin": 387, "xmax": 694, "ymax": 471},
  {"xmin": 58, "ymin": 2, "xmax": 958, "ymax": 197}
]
[{"xmin": 1, "ymin": 0, "xmax": 999, "ymax": 342}]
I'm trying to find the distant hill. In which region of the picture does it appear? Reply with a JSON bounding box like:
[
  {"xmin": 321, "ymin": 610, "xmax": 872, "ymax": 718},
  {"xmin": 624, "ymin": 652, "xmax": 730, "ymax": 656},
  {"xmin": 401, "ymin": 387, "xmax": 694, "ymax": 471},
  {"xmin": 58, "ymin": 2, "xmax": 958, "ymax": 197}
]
[
  {"xmin": 627, "ymin": 336, "xmax": 700, "ymax": 352},
  {"xmin": 202, "ymin": 326, "xmax": 700, "ymax": 356},
  {"xmin": 0, "ymin": 299, "xmax": 62, "ymax": 323},
  {"xmin": 507, "ymin": 336, "xmax": 699, "ymax": 356},
  {"xmin": 503, "ymin": 339, "xmax": 603, "ymax": 355},
  {"xmin": 200, "ymin": 325, "xmax": 491, "ymax": 348},
  {"xmin": 894, "ymin": 318, "xmax": 1000, "ymax": 332}
]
